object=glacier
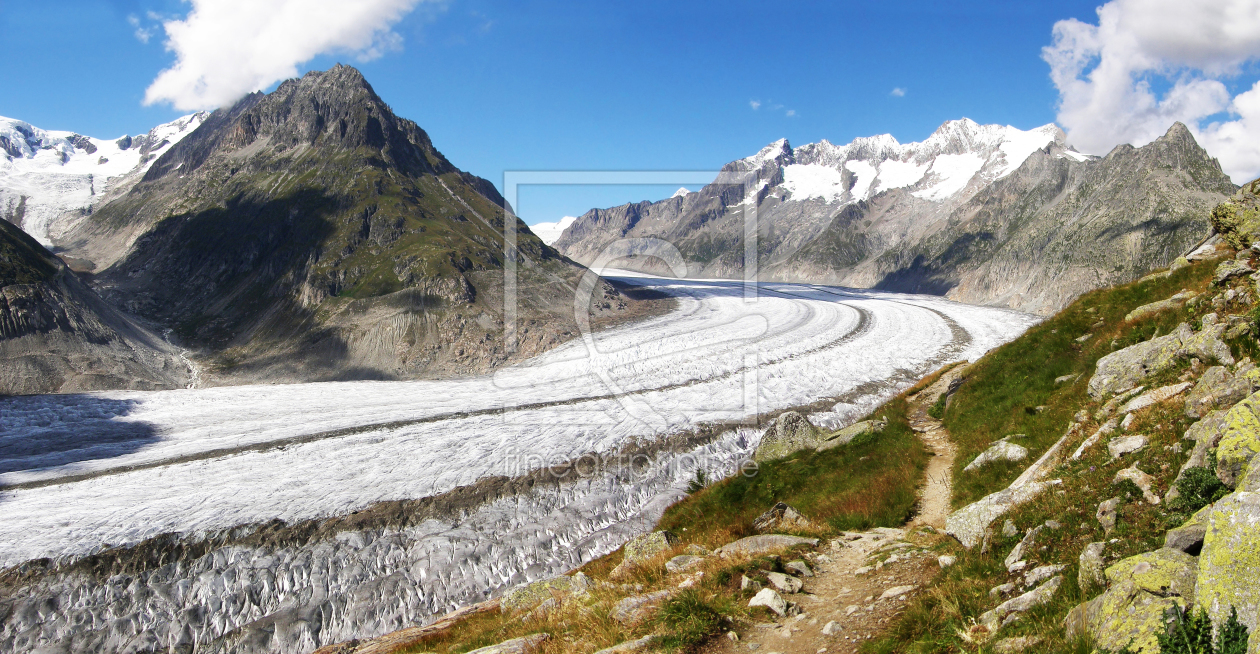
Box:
[0,272,1038,653]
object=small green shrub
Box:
[1112,606,1250,654]
[1115,478,1144,501]
[928,393,947,419]
[686,470,708,494]
[654,590,726,652]
[1170,467,1230,513]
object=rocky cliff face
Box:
[0,219,187,394]
[555,121,1235,314]
[53,65,629,385]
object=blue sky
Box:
[4,0,1256,225]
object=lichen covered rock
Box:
[815,418,886,452]
[500,574,590,613]
[1075,548,1199,653]
[1125,290,1197,323]
[1165,504,1213,554]
[1214,392,1260,487]
[622,531,678,565]
[1195,491,1260,638]
[1089,322,1233,399]
[945,480,1060,548]
[755,412,825,461]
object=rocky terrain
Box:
[0,218,187,395]
[555,121,1235,315]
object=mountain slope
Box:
[54,65,630,385]
[0,219,187,394]
[0,113,206,244]
[554,120,1234,314]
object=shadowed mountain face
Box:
[0,219,187,394]
[555,121,1236,315]
[55,65,634,385]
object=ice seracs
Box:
[0,112,206,244]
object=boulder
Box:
[1184,366,1260,418]
[1099,388,1147,420]
[937,555,957,568]
[946,481,1061,548]
[748,588,788,616]
[1072,418,1119,460]
[963,441,1029,472]
[1121,382,1192,413]
[1171,256,1192,273]
[785,560,813,577]
[1213,391,1260,487]
[1114,466,1162,505]
[715,534,819,557]
[1024,564,1066,588]
[1175,409,1231,485]
[500,574,590,612]
[751,503,809,533]
[978,576,1062,630]
[466,634,549,654]
[1241,457,1260,492]
[1195,491,1260,637]
[1079,542,1107,591]
[665,555,705,574]
[1125,290,1197,322]
[816,418,887,451]
[1098,497,1123,535]
[592,637,653,654]
[755,412,825,461]
[623,531,678,565]
[1215,258,1255,284]
[1004,525,1044,572]
[879,585,916,600]
[1089,323,1234,399]
[821,621,842,636]
[766,571,802,594]
[1109,435,1149,459]
[611,591,671,625]
[1074,549,1199,653]
[1164,504,1213,554]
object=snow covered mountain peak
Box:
[743,119,1066,207]
[0,112,207,245]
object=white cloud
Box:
[128,14,154,43]
[1044,0,1260,182]
[143,0,431,111]
[890,87,906,97]
[786,109,796,117]
[750,100,761,110]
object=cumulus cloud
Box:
[144,0,430,111]
[1044,0,1260,182]
[750,100,762,110]
[890,87,906,97]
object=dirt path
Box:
[713,368,964,654]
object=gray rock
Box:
[821,621,842,636]
[1208,390,1260,487]
[945,481,1061,548]
[817,418,887,452]
[1072,418,1120,460]
[1089,323,1234,399]
[740,575,762,592]
[665,555,705,574]
[467,634,549,654]
[1079,542,1106,591]
[879,585,915,600]
[765,572,802,594]
[752,503,809,533]
[1183,366,1258,418]
[611,591,672,625]
[1098,497,1123,535]
[748,588,787,616]
[1114,466,1161,504]
[1023,564,1066,587]
[1120,382,1192,413]
[937,555,957,568]
[1108,434,1149,459]
[1001,520,1018,537]
[1124,290,1197,322]
[715,535,819,557]
[784,560,813,577]
[500,574,588,612]
[1164,504,1213,554]
[1004,526,1043,572]
[593,636,653,654]
[755,412,825,461]
[1215,258,1255,284]
[978,576,1062,629]
[989,582,1016,598]
[963,441,1029,472]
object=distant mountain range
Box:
[553,120,1236,314]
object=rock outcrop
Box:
[1089,319,1234,398]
